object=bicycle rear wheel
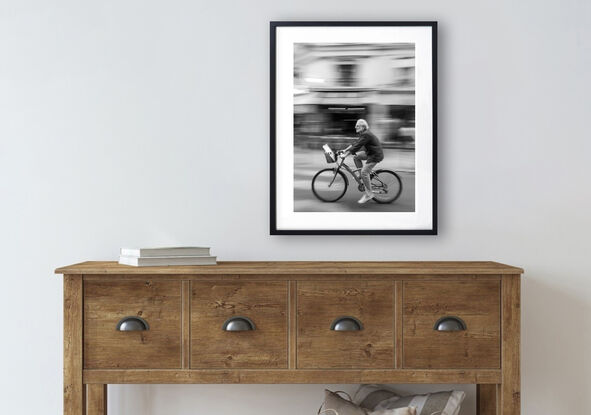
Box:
[311,168,348,202]
[371,170,403,204]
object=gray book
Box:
[120,247,210,257]
[119,255,217,267]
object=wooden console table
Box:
[56,261,522,415]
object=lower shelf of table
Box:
[83,369,502,384]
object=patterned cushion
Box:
[321,390,367,415]
[354,385,465,415]
[372,408,416,415]
[321,389,417,415]
[354,385,398,409]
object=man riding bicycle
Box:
[340,119,384,204]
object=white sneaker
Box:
[358,193,374,204]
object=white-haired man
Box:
[341,119,385,204]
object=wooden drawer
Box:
[84,280,182,369]
[297,281,394,369]
[191,281,288,368]
[403,280,501,369]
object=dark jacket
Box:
[350,130,384,163]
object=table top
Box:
[55,261,524,275]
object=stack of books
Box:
[118,247,217,267]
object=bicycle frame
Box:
[314,146,402,204]
[330,155,386,190]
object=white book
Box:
[120,247,210,257]
[119,255,217,267]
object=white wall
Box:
[1,0,590,414]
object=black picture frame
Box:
[271,21,437,235]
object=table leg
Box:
[64,275,83,415]
[501,275,521,414]
[477,384,498,415]
[86,385,107,415]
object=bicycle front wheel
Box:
[311,168,348,202]
[371,170,403,204]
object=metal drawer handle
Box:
[330,316,363,331]
[433,316,467,331]
[222,316,256,331]
[116,316,150,331]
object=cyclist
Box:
[340,119,384,204]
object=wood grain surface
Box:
[289,281,297,369]
[64,275,83,415]
[191,281,288,368]
[182,281,191,369]
[56,261,524,275]
[297,280,394,369]
[86,384,107,415]
[84,280,182,369]
[81,273,504,283]
[501,275,521,415]
[403,280,501,369]
[83,368,502,385]
[395,281,403,369]
[57,261,522,415]
[477,384,498,415]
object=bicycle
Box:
[311,144,403,204]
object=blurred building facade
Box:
[294,43,415,148]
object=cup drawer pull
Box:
[116,316,150,331]
[222,316,256,331]
[330,316,363,331]
[433,316,467,331]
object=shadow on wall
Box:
[522,275,591,414]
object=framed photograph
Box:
[271,21,437,235]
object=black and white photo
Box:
[271,22,437,234]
